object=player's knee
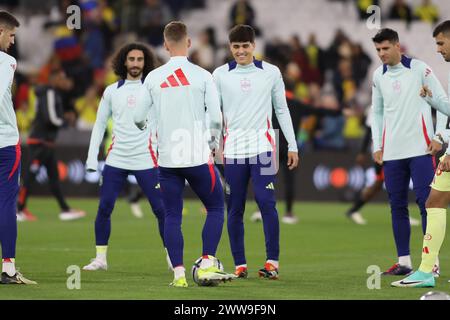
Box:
[204,206,224,217]
[0,215,16,228]
[153,208,165,220]
[425,195,441,209]
[97,201,115,217]
[227,211,244,223]
[389,197,408,209]
[390,204,408,216]
[255,197,276,215]
[227,201,245,215]
[425,199,434,208]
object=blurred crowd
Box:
[353,0,440,25]
[0,0,443,153]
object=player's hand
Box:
[420,85,433,98]
[427,140,442,156]
[373,150,383,165]
[287,151,299,170]
[438,154,450,172]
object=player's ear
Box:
[163,40,169,52]
[187,37,191,49]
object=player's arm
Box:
[427,109,447,155]
[272,68,299,169]
[86,88,112,172]
[212,69,223,112]
[134,78,153,130]
[147,105,158,154]
[421,65,450,116]
[370,72,384,164]
[0,57,13,101]
[205,71,222,154]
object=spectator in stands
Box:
[81,2,107,70]
[333,58,357,106]
[138,0,172,47]
[264,36,291,71]
[97,0,119,57]
[15,74,37,140]
[313,94,346,150]
[44,1,94,100]
[388,0,413,25]
[112,0,141,34]
[229,0,261,35]
[190,27,216,72]
[102,54,120,86]
[75,85,100,131]
[355,0,380,20]
[285,62,310,103]
[351,43,372,86]
[288,35,310,82]
[325,29,349,71]
[414,0,439,24]
[305,33,325,85]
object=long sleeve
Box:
[419,64,450,145]
[423,68,450,117]
[42,89,64,127]
[0,58,11,101]
[434,109,448,142]
[148,105,158,154]
[134,79,153,130]
[272,69,298,153]
[370,72,384,152]
[86,88,112,171]
[204,72,222,151]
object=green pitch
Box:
[0,197,448,300]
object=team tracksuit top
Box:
[371,55,449,161]
[423,71,450,154]
[135,56,222,168]
[212,59,298,159]
[86,79,158,171]
[0,51,19,149]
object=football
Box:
[191,255,224,287]
[420,291,450,300]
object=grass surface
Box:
[1,197,448,300]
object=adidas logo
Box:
[265,183,275,190]
[160,68,190,88]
